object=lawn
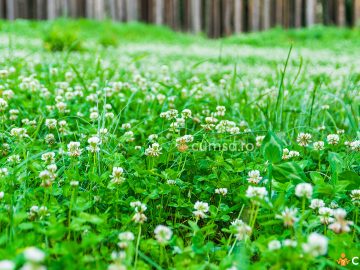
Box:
[0,20,359,269]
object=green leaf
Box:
[338,171,360,189]
[310,172,324,184]
[261,131,283,163]
[78,212,104,225]
[272,162,306,184]
[328,152,343,174]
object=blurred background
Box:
[1,0,360,38]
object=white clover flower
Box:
[302,233,328,257]
[193,210,207,219]
[122,123,131,129]
[0,168,9,178]
[350,189,360,204]
[67,141,82,157]
[0,260,15,270]
[329,201,339,209]
[56,101,67,112]
[296,133,312,147]
[216,106,226,116]
[7,155,21,164]
[87,136,101,153]
[47,164,57,173]
[215,188,228,196]
[283,239,297,247]
[309,199,325,210]
[347,140,359,151]
[295,183,313,199]
[194,201,209,213]
[276,207,298,227]
[255,135,265,147]
[10,128,28,138]
[166,109,179,120]
[313,141,325,151]
[193,201,209,219]
[268,240,281,251]
[45,119,57,129]
[166,179,176,185]
[130,201,141,208]
[317,125,326,131]
[181,109,192,119]
[154,225,173,244]
[247,170,262,184]
[45,134,56,145]
[288,150,300,158]
[130,201,147,213]
[326,134,340,145]
[245,186,268,200]
[144,143,162,157]
[70,180,79,187]
[132,212,147,224]
[0,98,8,111]
[110,167,125,185]
[118,231,135,241]
[282,148,299,160]
[41,152,55,164]
[23,247,45,263]
[321,105,329,110]
[0,191,4,200]
[231,219,252,240]
[328,208,353,233]
[90,111,99,120]
[148,134,158,142]
[318,207,334,225]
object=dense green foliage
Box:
[0,20,359,270]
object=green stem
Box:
[227,238,237,256]
[268,163,273,200]
[353,208,358,241]
[134,225,142,269]
[67,188,75,240]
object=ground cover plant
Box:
[0,20,359,270]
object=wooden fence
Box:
[1,0,360,37]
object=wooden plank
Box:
[61,0,68,17]
[17,0,29,18]
[36,0,44,19]
[116,0,125,21]
[306,0,315,26]
[262,0,270,30]
[69,0,77,17]
[191,0,201,33]
[6,0,15,20]
[283,0,291,28]
[0,0,4,18]
[249,0,260,31]
[126,0,138,21]
[86,0,93,18]
[109,0,116,20]
[275,0,283,26]
[336,0,346,26]
[94,0,104,20]
[223,0,232,35]
[234,0,242,33]
[355,0,360,26]
[184,0,191,31]
[155,0,164,25]
[172,0,180,29]
[294,0,302,27]
[213,0,221,37]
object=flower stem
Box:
[268,163,273,200]
[134,225,142,269]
